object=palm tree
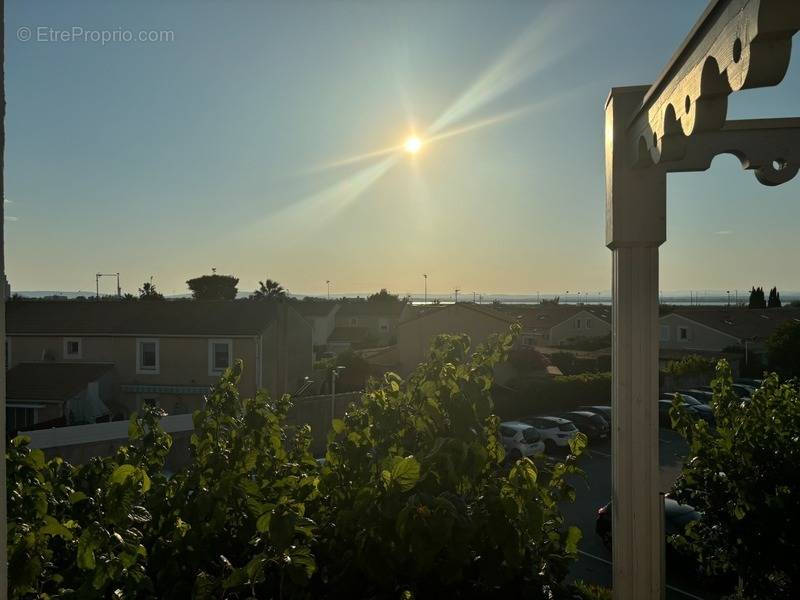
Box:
[252,278,286,300]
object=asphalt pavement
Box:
[559,428,726,600]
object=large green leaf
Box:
[390,456,421,492]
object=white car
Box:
[498,421,546,461]
[523,416,579,453]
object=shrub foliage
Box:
[670,361,800,599]
[7,328,585,599]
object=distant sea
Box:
[16,290,800,307]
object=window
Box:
[586,319,592,329]
[575,319,582,329]
[678,327,689,341]
[209,339,233,375]
[6,406,37,431]
[136,338,160,374]
[660,325,670,341]
[349,317,358,327]
[63,337,82,359]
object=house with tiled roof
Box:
[292,301,339,357]
[395,302,517,378]
[333,300,409,347]
[510,305,612,347]
[6,300,312,427]
[659,307,800,352]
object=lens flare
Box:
[404,136,423,154]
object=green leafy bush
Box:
[670,361,800,599]
[664,354,715,377]
[498,372,611,418]
[7,327,585,599]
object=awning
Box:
[120,384,210,395]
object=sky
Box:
[5,0,800,298]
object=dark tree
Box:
[252,278,286,300]
[139,281,165,301]
[766,320,800,377]
[186,274,239,300]
[767,286,782,308]
[367,288,400,303]
[748,286,766,309]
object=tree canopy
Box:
[766,319,800,377]
[186,274,239,300]
[748,286,766,309]
[138,281,164,301]
[7,327,587,599]
[367,288,401,303]
[251,278,286,300]
[767,286,782,308]
[670,362,800,599]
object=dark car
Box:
[697,384,752,400]
[660,394,715,427]
[676,388,714,404]
[561,410,609,440]
[596,496,701,550]
[577,405,612,422]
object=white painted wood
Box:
[606,86,667,599]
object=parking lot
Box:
[561,428,725,600]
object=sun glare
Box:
[404,135,423,154]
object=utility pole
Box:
[423,274,427,304]
[473,291,476,303]
[96,272,122,300]
[454,288,460,303]
[326,280,331,300]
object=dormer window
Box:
[63,338,82,359]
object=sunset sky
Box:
[6,0,800,297]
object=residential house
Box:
[395,303,516,378]
[293,301,339,358]
[6,362,114,433]
[659,307,800,356]
[512,305,612,347]
[332,300,409,348]
[6,300,312,425]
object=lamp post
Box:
[330,366,345,423]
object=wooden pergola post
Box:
[605,1,798,597]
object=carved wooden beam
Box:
[666,117,800,185]
[627,0,800,174]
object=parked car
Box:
[658,396,715,428]
[676,388,714,404]
[560,410,609,441]
[596,496,701,550]
[735,377,762,390]
[577,405,612,423]
[697,383,752,400]
[498,421,546,461]
[521,416,579,453]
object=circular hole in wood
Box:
[733,38,742,63]
[772,158,787,171]
[684,95,691,114]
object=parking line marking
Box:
[577,550,707,600]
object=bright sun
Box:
[404,136,423,154]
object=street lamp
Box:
[330,365,345,423]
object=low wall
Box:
[22,392,363,464]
